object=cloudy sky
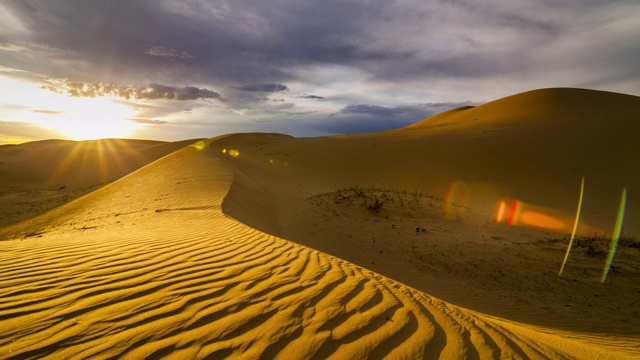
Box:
[1,0,639,143]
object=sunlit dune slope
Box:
[406,87,640,235]
[213,88,640,337]
[221,88,640,239]
[0,138,629,359]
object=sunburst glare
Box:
[1,77,141,140]
[28,96,139,140]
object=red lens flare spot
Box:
[507,199,520,226]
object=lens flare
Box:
[507,199,521,226]
[559,177,585,276]
[444,181,471,219]
[504,199,567,231]
[228,149,240,157]
[519,211,565,229]
[192,141,206,150]
[601,187,628,283]
[496,201,507,223]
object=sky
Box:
[1,0,639,144]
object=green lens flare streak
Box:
[559,177,585,276]
[601,188,628,284]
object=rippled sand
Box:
[1,88,639,358]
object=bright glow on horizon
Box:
[0,76,141,141]
[31,97,139,140]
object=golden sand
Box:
[1,88,638,358]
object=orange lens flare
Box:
[519,211,565,230]
[496,201,507,223]
[444,181,471,219]
[504,199,567,231]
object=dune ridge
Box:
[214,89,640,342]
[0,136,632,358]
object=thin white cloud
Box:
[0,41,64,52]
[0,64,27,73]
[0,42,28,52]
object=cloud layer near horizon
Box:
[0,0,639,141]
[43,80,220,101]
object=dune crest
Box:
[215,88,640,350]
[1,136,632,358]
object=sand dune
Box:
[1,138,632,359]
[1,88,639,358]
[0,138,200,227]
[214,88,640,337]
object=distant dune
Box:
[1,89,638,358]
[0,138,201,227]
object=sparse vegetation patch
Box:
[310,186,441,217]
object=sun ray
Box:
[50,141,84,186]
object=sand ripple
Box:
[0,141,628,359]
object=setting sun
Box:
[0,77,141,141]
[33,97,139,140]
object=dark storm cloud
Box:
[298,95,325,100]
[1,0,638,92]
[231,84,288,92]
[317,102,479,134]
[338,102,475,119]
[44,80,220,101]
[145,46,194,60]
